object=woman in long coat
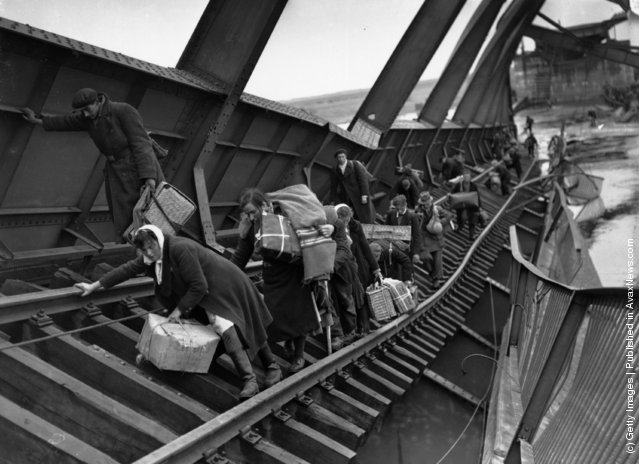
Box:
[231,188,325,373]
[76,225,281,399]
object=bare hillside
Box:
[283,79,438,125]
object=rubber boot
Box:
[222,327,259,399]
[258,344,282,388]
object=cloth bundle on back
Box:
[266,184,336,283]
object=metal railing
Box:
[483,226,632,464]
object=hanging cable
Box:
[434,275,509,463]
[0,306,165,352]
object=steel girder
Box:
[176,0,288,248]
[348,0,466,139]
[418,0,506,126]
[453,0,545,126]
[606,0,629,11]
[473,25,524,126]
[525,22,639,69]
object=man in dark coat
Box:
[451,172,482,240]
[330,148,374,223]
[22,88,165,240]
[441,150,465,183]
[75,225,280,399]
[323,205,362,348]
[389,177,420,210]
[385,194,421,263]
[415,191,446,287]
[490,160,513,196]
[369,241,413,283]
[336,204,381,335]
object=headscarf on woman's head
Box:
[135,224,165,284]
[135,224,165,264]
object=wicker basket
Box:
[382,278,415,314]
[366,283,397,322]
[124,182,196,241]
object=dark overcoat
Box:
[100,236,271,359]
[389,177,420,209]
[231,222,319,342]
[43,94,165,238]
[330,161,374,223]
[385,209,422,256]
[348,219,380,287]
[377,245,413,282]
[419,204,445,253]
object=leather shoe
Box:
[289,357,305,373]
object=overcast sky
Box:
[0,0,626,101]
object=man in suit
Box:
[384,194,421,264]
[330,149,374,223]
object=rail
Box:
[0,155,544,464]
[133,149,543,463]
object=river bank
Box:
[515,106,639,287]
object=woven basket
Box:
[366,284,396,322]
[147,183,195,234]
[382,278,415,314]
[124,182,195,241]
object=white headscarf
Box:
[334,203,350,214]
[136,225,165,284]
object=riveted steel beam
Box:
[419,0,506,126]
[0,53,60,205]
[453,0,545,126]
[504,292,589,464]
[177,0,287,249]
[470,13,529,126]
[349,0,466,137]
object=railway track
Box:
[0,164,547,464]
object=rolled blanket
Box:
[296,227,336,282]
[267,184,336,282]
[266,184,326,229]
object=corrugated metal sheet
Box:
[518,283,574,408]
[532,295,636,464]
[488,227,635,463]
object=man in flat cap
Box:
[22,88,165,241]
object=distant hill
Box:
[282,78,439,125]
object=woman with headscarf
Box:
[75,225,280,400]
[232,188,333,373]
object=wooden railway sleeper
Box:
[272,403,361,460]
[437,305,466,325]
[414,319,449,341]
[349,360,406,399]
[402,330,444,359]
[410,324,446,349]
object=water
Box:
[517,106,639,287]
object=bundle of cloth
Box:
[266,184,336,282]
